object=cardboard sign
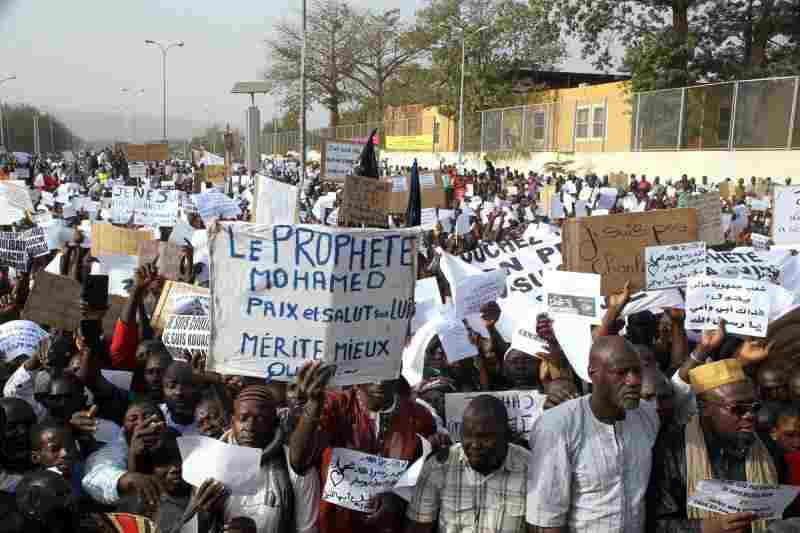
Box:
[321,140,366,181]
[122,143,169,162]
[688,480,800,520]
[684,193,723,245]
[387,173,447,213]
[91,223,153,257]
[561,208,698,295]
[138,240,184,281]
[151,280,210,332]
[322,448,408,513]
[772,186,800,245]
[208,223,418,386]
[338,175,389,228]
[645,241,707,290]
[608,172,628,189]
[719,181,732,199]
[685,275,770,337]
[22,272,125,334]
[445,390,545,441]
[253,175,298,225]
[0,227,49,271]
[202,165,226,185]
[111,186,179,227]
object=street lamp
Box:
[144,39,185,142]
[0,75,16,149]
[457,25,489,170]
[121,88,145,142]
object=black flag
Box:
[354,129,380,179]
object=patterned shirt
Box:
[526,396,659,533]
[82,432,129,504]
[407,443,531,533]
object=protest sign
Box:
[390,176,406,193]
[202,165,226,185]
[178,436,262,494]
[772,186,800,245]
[194,190,241,223]
[322,448,408,512]
[0,227,49,271]
[338,175,389,228]
[455,236,562,306]
[22,272,125,334]
[420,208,438,230]
[543,270,602,324]
[750,198,769,211]
[511,322,548,357]
[208,223,418,386]
[445,390,545,441]
[162,315,211,355]
[253,175,298,225]
[122,142,169,162]
[595,187,619,210]
[552,314,593,382]
[0,320,48,360]
[321,140,366,181]
[129,163,147,182]
[0,181,33,211]
[645,241,707,290]
[705,249,788,284]
[719,181,732,199]
[609,172,627,189]
[688,480,800,520]
[387,173,447,213]
[452,269,507,320]
[152,281,210,332]
[435,318,477,363]
[562,208,698,295]
[138,240,183,281]
[90,223,152,257]
[685,275,770,337]
[111,186,179,227]
[685,193,723,245]
[752,233,770,251]
[412,277,442,333]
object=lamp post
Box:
[121,88,145,142]
[296,0,308,217]
[144,39,184,142]
[457,26,489,170]
[0,75,16,149]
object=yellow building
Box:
[382,104,458,152]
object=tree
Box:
[416,0,565,118]
[264,0,358,128]
[1,104,82,153]
[345,9,429,123]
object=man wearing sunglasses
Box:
[647,359,783,532]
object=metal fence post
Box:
[634,93,641,151]
[787,77,799,149]
[480,111,484,153]
[572,100,578,151]
[676,88,686,150]
[729,81,739,150]
[521,106,527,150]
[499,109,505,150]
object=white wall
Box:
[384,150,800,183]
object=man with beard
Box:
[526,336,657,532]
[291,362,435,533]
[160,362,200,435]
[220,385,319,533]
[647,359,779,532]
[81,401,166,507]
[0,398,37,492]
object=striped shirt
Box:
[526,396,659,533]
[407,443,531,533]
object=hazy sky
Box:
[0,0,600,140]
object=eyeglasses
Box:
[704,400,762,418]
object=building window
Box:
[576,104,606,140]
[576,107,590,139]
[718,107,732,143]
[533,110,546,140]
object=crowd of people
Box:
[0,146,799,533]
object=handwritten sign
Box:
[322,448,408,512]
[90,223,152,257]
[751,233,770,251]
[772,186,800,245]
[0,228,49,271]
[0,181,33,211]
[0,320,48,360]
[562,208,698,295]
[338,175,389,228]
[645,241,707,290]
[688,480,800,520]
[129,163,147,182]
[321,140,366,181]
[706,249,783,284]
[445,390,545,441]
[194,190,241,223]
[685,193,723,245]
[685,276,770,337]
[452,269,507,320]
[111,186,179,227]
[209,223,418,386]
[435,318,477,363]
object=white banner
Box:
[209,223,418,385]
[445,390,545,441]
[111,186,179,227]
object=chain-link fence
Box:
[634,76,800,151]
[479,104,557,152]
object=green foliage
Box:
[1,104,81,153]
